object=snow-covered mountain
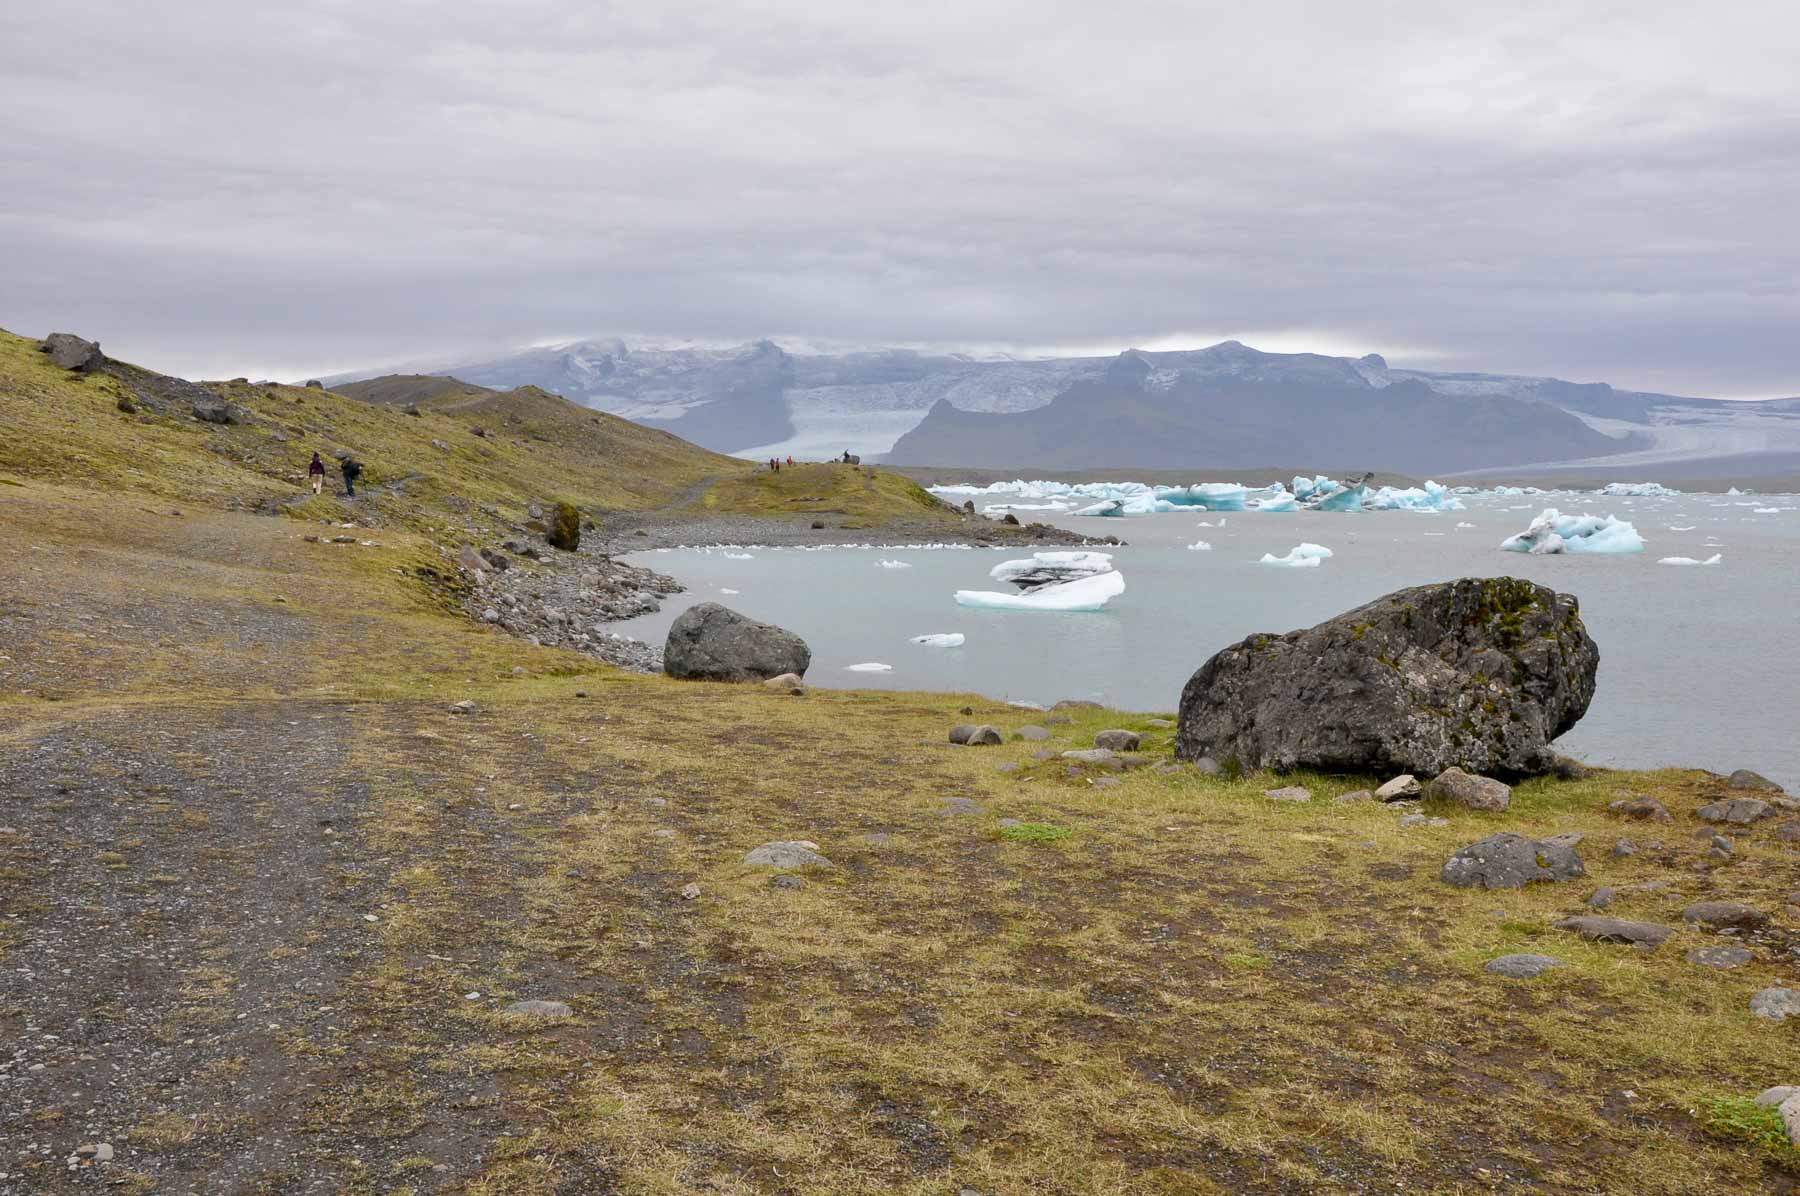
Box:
[323,338,1800,473]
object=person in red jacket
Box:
[307,452,325,495]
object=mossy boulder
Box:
[1175,577,1598,778]
[546,501,581,552]
[664,603,810,683]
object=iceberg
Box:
[1365,480,1464,511]
[1599,482,1681,497]
[955,569,1126,612]
[1188,483,1248,511]
[1500,508,1645,555]
[1658,554,1721,566]
[844,662,893,672]
[910,632,966,647]
[1259,543,1333,567]
[989,550,1114,591]
[1073,499,1127,517]
[1248,486,1297,513]
[876,559,913,569]
[1187,539,1213,551]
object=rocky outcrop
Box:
[41,333,104,372]
[664,603,810,682]
[1176,578,1598,777]
[546,502,581,552]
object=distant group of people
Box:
[766,455,795,472]
[307,451,361,497]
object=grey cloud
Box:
[1,0,1796,395]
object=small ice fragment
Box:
[1187,539,1212,551]
[1753,507,1780,514]
[844,662,894,672]
[1657,554,1722,566]
[1259,543,1333,567]
[876,559,913,569]
[910,633,965,647]
[723,551,754,560]
[720,587,740,594]
[1456,522,1476,529]
[1668,525,1696,531]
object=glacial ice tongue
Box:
[1258,543,1334,567]
[954,569,1126,612]
[989,550,1115,591]
[1500,508,1645,555]
[910,633,966,647]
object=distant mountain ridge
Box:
[322,337,1799,473]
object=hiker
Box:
[308,452,325,495]
[341,456,363,497]
[786,455,793,467]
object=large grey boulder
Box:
[664,602,810,682]
[1440,832,1585,889]
[1728,769,1783,793]
[41,332,103,371]
[1423,767,1511,812]
[742,840,832,869]
[1175,578,1598,777]
[1696,797,1772,825]
[191,396,246,424]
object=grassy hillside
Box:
[700,460,959,528]
[1,480,1795,1193]
[328,373,497,407]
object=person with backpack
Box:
[308,452,326,495]
[341,456,363,497]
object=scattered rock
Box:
[1091,775,1123,789]
[1549,756,1591,780]
[664,603,810,682]
[1611,838,1636,858]
[949,724,1003,746]
[1728,769,1783,793]
[1013,725,1051,741]
[1552,916,1672,948]
[1681,901,1768,930]
[1192,756,1225,777]
[769,874,806,891]
[1145,718,1173,728]
[41,332,103,371]
[1696,797,1772,825]
[1774,821,1800,842]
[1587,887,1616,909]
[449,700,476,714]
[1423,767,1511,812]
[1061,749,1117,766]
[1608,796,1670,822]
[191,396,246,424]
[764,672,806,694]
[1375,774,1421,800]
[1264,786,1311,803]
[1756,1086,1799,1108]
[1093,730,1141,752]
[1749,988,1800,1021]
[679,883,701,901]
[1440,832,1585,889]
[1175,577,1598,777]
[938,797,984,816]
[1052,700,1104,711]
[1334,789,1375,804]
[503,999,572,1019]
[1044,714,1073,726]
[743,840,832,869]
[1485,954,1566,980]
[1686,945,1752,970]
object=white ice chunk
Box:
[1249,487,1297,513]
[723,551,754,560]
[720,587,740,594]
[954,570,1126,611]
[1600,482,1681,497]
[1187,539,1213,551]
[1658,554,1722,566]
[909,633,966,647]
[1500,508,1645,555]
[1259,542,1333,567]
[1754,506,1780,514]
[989,550,1114,590]
[844,662,894,672]
[876,559,913,569]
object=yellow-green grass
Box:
[2,480,1796,1193]
[699,460,962,528]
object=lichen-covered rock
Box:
[41,332,103,371]
[949,724,1003,746]
[664,603,810,682]
[1553,916,1672,947]
[742,840,832,869]
[1440,832,1585,889]
[1423,767,1512,811]
[1728,769,1783,793]
[191,396,247,424]
[546,501,581,552]
[1176,578,1598,777]
[1093,729,1140,752]
[1485,954,1565,979]
[1696,797,1772,825]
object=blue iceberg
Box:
[1500,508,1645,555]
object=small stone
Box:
[1608,795,1670,822]
[1442,832,1584,889]
[679,883,701,901]
[1728,769,1783,793]
[1773,821,1800,841]
[1543,831,1585,848]
[1061,748,1117,766]
[1423,767,1511,812]
[764,673,806,694]
[1093,730,1141,752]
[449,700,476,714]
[743,840,833,869]
[1553,916,1672,948]
[1587,887,1616,909]
[938,797,984,816]
[1681,901,1767,930]
[1333,789,1375,804]
[1398,813,1427,828]
[1749,987,1800,1021]
[1686,945,1753,970]
[1756,1086,1799,1109]
[1012,725,1051,741]
[1145,718,1173,728]
[1264,786,1311,803]
[1611,838,1636,858]
[1485,954,1566,979]
[503,999,571,1019]
[1091,776,1123,789]
[1375,774,1420,801]
[1696,797,1772,825]
[769,874,805,891]
[997,817,1023,828]
[1192,757,1225,777]
[949,724,1003,746]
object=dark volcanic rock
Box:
[1440,832,1585,889]
[664,602,810,682]
[1176,578,1597,777]
[42,332,104,371]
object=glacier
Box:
[910,633,966,647]
[1500,509,1646,555]
[954,569,1126,612]
[1259,543,1334,567]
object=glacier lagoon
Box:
[615,488,1800,790]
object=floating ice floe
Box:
[1365,481,1464,511]
[1658,554,1722,566]
[1259,543,1334,568]
[910,633,966,647]
[1187,539,1213,551]
[1248,486,1297,513]
[876,559,913,569]
[720,587,740,594]
[1754,507,1781,514]
[1456,522,1476,529]
[1668,525,1697,531]
[954,570,1126,612]
[1599,482,1681,497]
[722,551,754,560]
[1500,509,1645,555]
[988,550,1115,591]
[844,662,893,672]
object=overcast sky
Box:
[3,1,1797,396]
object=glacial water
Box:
[616,490,1800,790]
